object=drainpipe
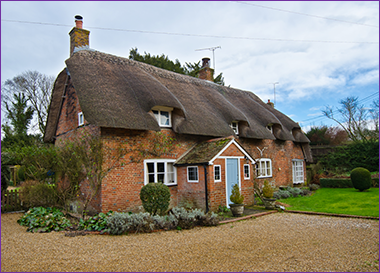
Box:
[203,164,209,213]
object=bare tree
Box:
[2,71,55,135]
[322,96,378,142]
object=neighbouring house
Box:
[44,16,312,213]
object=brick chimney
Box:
[267,99,274,108]
[69,15,90,56]
[199,57,214,81]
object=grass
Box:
[279,188,379,217]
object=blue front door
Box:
[226,158,239,207]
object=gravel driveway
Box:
[1,212,378,272]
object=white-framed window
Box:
[187,166,199,182]
[151,106,173,127]
[243,164,250,179]
[144,159,176,186]
[292,160,304,184]
[257,158,272,178]
[230,121,239,135]
[214,165,221,182]
[78,112,84,126]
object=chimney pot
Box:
[202,57,210,68]
[267,99,274,108]
[75,15,83,29]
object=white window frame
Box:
[151,106,173,127]
[214,165,221,182]
[230,121,239,135]
[243,164,250,180]
[144,159,177,186]
[292,159,304,184]
[257,158,272,178]
[78,112,84,126]
[187,166,199,183]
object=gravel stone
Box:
[1,212,378,272]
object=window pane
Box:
[157,163,165,173]
[148,174,155,183]
[147,163,155,173]
[244,165,249,178]
[215,166,220,180]
[188,167,198,181]
[167,172,175,184]
[160,111,170,126]
[157,173,165,183]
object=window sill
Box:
[257,176,272,179]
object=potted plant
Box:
[229,184,244,217]
[262,180,276,209]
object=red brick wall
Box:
[239,138,306,187]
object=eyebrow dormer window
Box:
[78,112,84,126]
[151,106,173,127]
[266,124,273,133]
[230,121,239,135]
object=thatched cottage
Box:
[44,16,311,213]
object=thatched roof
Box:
[44,49,309,143]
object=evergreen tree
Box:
[129,48,225,85]
[1,93,37,149]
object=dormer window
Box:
[78,112,84,126]
[151,106,173,127]
[230,121,239,135]
[266,124,273,133]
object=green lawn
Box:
[280,188,379,217]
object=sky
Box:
[1,1,379,133]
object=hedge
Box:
[320,178,379,188]
[320,178,353,188]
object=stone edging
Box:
[219,210,278,224]
[284,210,379,220]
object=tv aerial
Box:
[195,46,221,72]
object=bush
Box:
[140,183,171,215]
[19,180,59,208]
[286,186,302,197]
[350,167,372,192]
[106,208,219,235]
[372,178,379,188]
[262,180,274,198]
[273,190,290,200]
[320,178,353,188]
[78,211,113,231]
[230,183,244,204]
[17,207,71,233]
[170,207,218,229]
[309,184,320,191]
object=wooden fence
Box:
[1,189,24,213]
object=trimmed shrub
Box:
[17,207,71,233]
[230,183,244,204]
[262,180,274,198]
[320,178,353,188]
[19,180,59,208]
[140,183,171,215]
[350,167,372,192]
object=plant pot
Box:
[229,203,244,217]
[262,197,276,210]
